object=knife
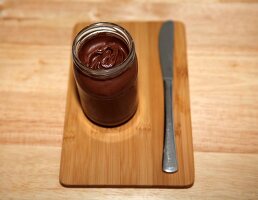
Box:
[159,21,178,173]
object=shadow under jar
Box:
[72,22,138,127]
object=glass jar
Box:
[72,22,138,127]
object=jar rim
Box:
[72,22,136,79]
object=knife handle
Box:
[163,79,178,173]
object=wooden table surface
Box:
[0,0,258,199]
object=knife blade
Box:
[159,21,178,173]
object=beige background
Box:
[0,0,258,199]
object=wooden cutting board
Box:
[59,21,194,187]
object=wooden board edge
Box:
[59,59,74,187]
[174,20,195,187]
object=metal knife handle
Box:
[163,79,178,173]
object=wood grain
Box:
[60,21,194,187]
[0,0,258,198]
[1,145,258,199]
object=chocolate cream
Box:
[78,35,129,70]
[73,32,138,126]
